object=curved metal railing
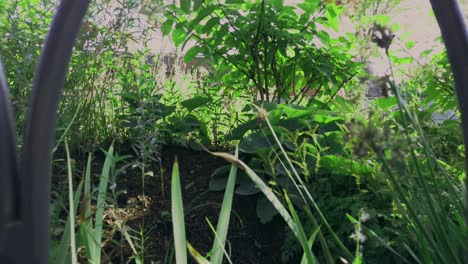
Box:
[0,0,466,263]
[0,0,90,263]
[429,0,468,231]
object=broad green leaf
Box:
[325,3,338,18]
[193,0,204,10]
[180,0,191,13]
[161,19,173,36]
[225,119,258,141]
[325,10,339,32]
[180,96,211,111]
[311,111,344,123]
[172,27,187,47]
[235,177,260,195]
[372,96,397,111]
[269,0,284,10]
[405,41,415,49]
[297,2,319,13]
[203,17,220,34]
[256,196,279,223]
[239,131,274,154]
[209,165,232,191]
[189,5,216,29]
[277,118,308,132]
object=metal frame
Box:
[0,0,90,263]
[0,0,466,263]
[428,0,468,230]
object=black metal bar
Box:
[0,61,19,246]
[16,0,91,263]
[429,0,468,231]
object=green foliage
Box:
[0,0,52,140]
[171,149,239,263]
[164,0,361,103]
[50,144,133,263]
[4,0,467,262]
[214,103,411,262]
[407,48,456,113]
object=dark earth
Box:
[55,145,285,263]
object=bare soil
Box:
[108,145,285,263]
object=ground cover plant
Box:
[1,0,467,263]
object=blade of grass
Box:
[171,156,188,264]
[206,218,233,264]
[303,206,334,264]
[187,241,210,264]
[208,150,301,246]
[301,227,321,264]
[121,225,143,264]
[53,173,83,264]
[284,192,316,264]
[210,147,238,264]
[92,144,114,263]
[53,103,81,153]
[345,213,412,264]
[258,105,353,260]
[80,154,93,260]
[65,141,78,264]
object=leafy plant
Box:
[164,0,360,104]
[171,148,239,263]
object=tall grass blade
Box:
[92,144,114,263]
[65,142,78,264]
[345,214,412,264]
[301,227,321,264]
[210,147,238,264]
[206,218,233,264]
[258,105,353,260]
[302,206,334,263]
[208,151,302,249]
[121,226,143,264]
[53,103,82,153]
[52,173,83,264]
[284,192,316,264]
[79,154,94,260]
[187,242,210,264]
[171,156,188,264]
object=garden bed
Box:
[104,145,284,263]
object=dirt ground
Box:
[107,145,285,263]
